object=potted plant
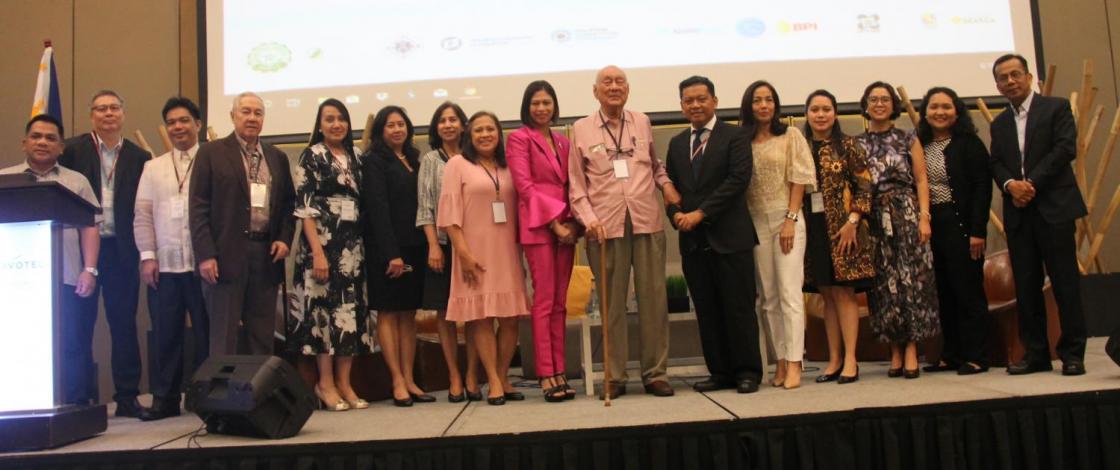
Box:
[665,275,690,313]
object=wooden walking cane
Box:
[598,238,611,407]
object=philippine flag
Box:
[30,41,63,121]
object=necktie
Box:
[691,128,706,178]
[249,151,262,182]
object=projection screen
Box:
[204,0,1039,137]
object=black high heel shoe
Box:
[448,390,466,403]
[465,387,483,402]
[815,363,844,383]
[486,395,506,406]
[557,374,575,400]
[838,365,860,384]
[541,377,565,403]
[410,392,437,403]
[903,368,920,379]
[392,395,413,407]
[887,367,904,378]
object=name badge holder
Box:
[481,163,506,224]
[810,192,825,214]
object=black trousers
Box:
[929,204,988,366]
[147,272,209,400]
[91,239,142,402]
[1006,207,1086,363]
[61,285,97,404]
[202,240,278,356]
[681,245,762,382]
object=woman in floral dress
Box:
[858,82,939,379]
[288,98,371,411]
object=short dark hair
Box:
[89,89,123,108]
[519,80,560,127]
[161,96,201,122]
[428,101,468,151]
[678,75,715,99]
[462,111,507,168]
[739,80,788,136]
[992,53,1030,77]
[860,81,902,121]
[917,86,978,145]
[368,105,418,160]
[308,98,356,155]
[802,89,845,154]
[26,114,64,139]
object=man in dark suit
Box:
[190,91,295,357]
[989,53,1088,376]
[60,90,151,417]
[665,76,762,393]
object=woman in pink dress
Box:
[438,111,530,406]
[506,81,579,402]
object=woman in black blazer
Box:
[917,87,992,375]
[362,106,435,405]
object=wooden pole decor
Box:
[897,86,920,127]
[157,125,173,154]
[133,130,154,155]
[975,97,1007,241]
[360,113,375,153]
[206,126,218,142]
[1040,64,1057,97]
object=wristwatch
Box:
[784,211,799,222]
[848,213,860,225]
[84,266,99,277]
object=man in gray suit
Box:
[189,92,295,356]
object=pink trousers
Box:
[523,242,575,377]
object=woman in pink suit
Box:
[506,81,581,402]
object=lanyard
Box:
[480,161,501,200]
[172,150,195,193]
[331,150,354,187]
[92,132,121,186]
[599,111,626,156]
[691,133,710,160]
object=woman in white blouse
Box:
[739,80,817,389]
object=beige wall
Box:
[0,0,1117,402]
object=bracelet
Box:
[920,211,931,220]
[784,211,799,222]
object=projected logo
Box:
[736,18,766,38]
[951,16,995,25]
[391,38,420,58]
[376,92,390,101]
[857,14,880,33]
[551,30,572,43]
[441,37,462,51]
[247,42,292,73]
[921,13,937,28]
[777,21,818,33]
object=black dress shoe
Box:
[115,398,143,418]
[1007,360,1053,375]
[736,378,759,394]
[466,389,484,402]
[838,365,860,384]
[815,364,843,383]
[1061,361,1086,376]
[692,377,733,392]
[410,392,437,403]
[922,361,959,373]
[139,397,181,421]
[957,363,989,375]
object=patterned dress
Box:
[858,127,939,343]
[803,136,875,291]
[288,143,373,356]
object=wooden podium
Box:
[0,175,107,451]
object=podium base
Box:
[0,404,107,452]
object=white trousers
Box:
[752,209,807,362]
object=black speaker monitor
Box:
[186,355,316,439]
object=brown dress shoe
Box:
[643,380,675,397]
[598,382,627,400]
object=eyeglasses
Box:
[91,104,122,113]
[995,70,1026,83]
[867,96,893,105]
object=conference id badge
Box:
[612,159,630,179]
[491,201,508,223]
[102,187,114,206]
[810,193,824,213]
[170,195,186,219]
[338,199,357,222]
[250,182,268,208]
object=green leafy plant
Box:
[665,275,689,298]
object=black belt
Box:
[247,231,270,241]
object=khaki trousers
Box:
[586,213,669,384]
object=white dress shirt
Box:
[1001,91,1034,191]
[92,132,123,237]
[133,144,198,273]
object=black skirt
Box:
[803,211,874,293]
[421,243,452,311]
[367,244,426,311]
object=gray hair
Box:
[231,91,264,112]
[89,89,124,108]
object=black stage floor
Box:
[4,337,1119,469]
